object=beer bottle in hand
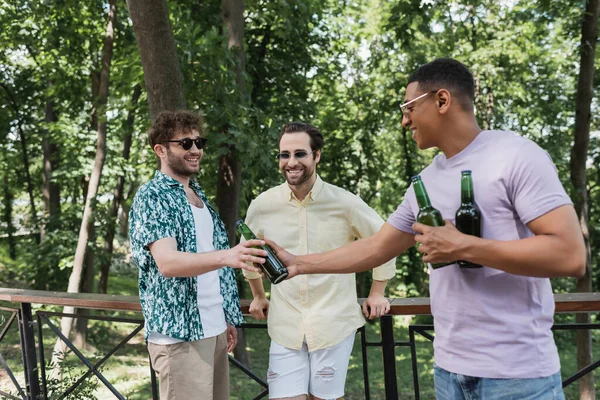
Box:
[455,170,482,268]
[236,220,289,284]
[412,175,454,269]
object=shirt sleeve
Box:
[508,141,572,225]
[349,195,396,281]
[242,198,263,280]
[387,184,417,235]
[130,187,178,250]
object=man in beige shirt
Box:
[243,122,396,400]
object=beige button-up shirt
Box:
[243,176,396,351]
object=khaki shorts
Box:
[147,331,228,400]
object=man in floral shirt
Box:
[129,110,266,400]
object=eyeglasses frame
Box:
[164,137,208,150]
[399,90,439,118]
[276,150,315,161]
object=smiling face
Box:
[279,131,320,188]
[155,129,203,180]
[401,82,441,150]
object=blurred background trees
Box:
[0,0,598,394]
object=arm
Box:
[414,205,585,278]
[247,277,270,320]
[362,279,390,319]
[149,237,267,278]
[267,222,415,277]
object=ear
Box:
[435,89,452,115]
[153,143,167,159]
[314,149,321,164]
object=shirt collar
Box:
[153,170,203,193]
[283,174,324,203]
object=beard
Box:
[166,149,201,177]
[282,166,314,186]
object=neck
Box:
[437,114,482,159]
[161,167,191,188]
[289,173,317,201]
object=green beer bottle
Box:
[455,170,482,268]
[236,220,289,284]
[412,175,454,269]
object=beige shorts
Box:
[147,331,228,400]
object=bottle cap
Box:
[410,175,421,182]
[461,170,472,174]
[236,219,244,227]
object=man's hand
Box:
[413,220,470,263]
[264,238,299,279]
[226,324,238,353]
[225,240,268,272]
[362,293,390,320]
[249,296,270,320]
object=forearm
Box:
[368,279,388,296]
[156,249,229,278]
[247,277,267,299]
[297,236,395,275]
[462,235,584,278]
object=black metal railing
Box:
[0,306,27,400]
[1,291,600,400]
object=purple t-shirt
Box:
[388,130,571,379]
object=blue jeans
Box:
[434,365,565,400]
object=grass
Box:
[0,270,599,399]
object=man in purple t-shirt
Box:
[267,58,586,399]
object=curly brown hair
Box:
[148,110,204,149]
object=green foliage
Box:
[0,0,597,299]
[45,350,102,400]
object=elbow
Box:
[563,240,587,279]
[569,250,587,279]
[156,260,175,278]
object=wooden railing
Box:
[3,288,599,314]
[0,288,599,400]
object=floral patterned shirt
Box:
[129,170,243,341]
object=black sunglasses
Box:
[276,150,313,160]
[164,137,207,150]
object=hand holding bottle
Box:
[412,220,473,264]
[237,221,290,284]
[225,240,268,272]
[263,238,299,280]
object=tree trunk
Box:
[73,235,96,350]
[0,83,38,232]
[118,184,136,238]
[127,0,186,118]
[39,86,61,290]
[52,0,117,372]
[569,1,599,399]
[42,87,61,238]
[98,84,141,294]
[2,165,16,260]
[221,0,250,367]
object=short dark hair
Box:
[278,122,324,153]
[407,58,475,110]
[148,110,204,149]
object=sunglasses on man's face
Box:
[276,150,313,160]
[164,137,207,150]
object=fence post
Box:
[20,303,41,399]
[380,316,398,399]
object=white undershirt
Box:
[147,204,227,345]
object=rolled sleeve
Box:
[372,259,396,281]
[242,199,264,281]
[350,196,397,280]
